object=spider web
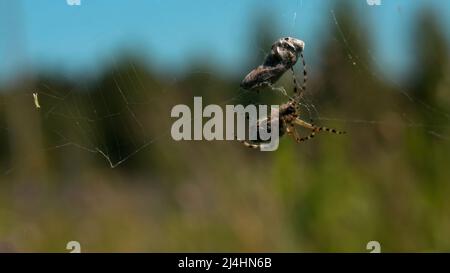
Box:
[31,68,249,172]
[1,0,449,175]
[321,9,450,140]
[280,3,450,144]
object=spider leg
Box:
[268,84,288,96]
[291,52,308,97]
[237,138,275,150]
[293,118,315,130]
[291,68,301,96]
[286,126,294,135]
[300,52,308,94]
[237,139,262,149]
[291,53,314,118]
[287,125,317,143]
[294,118,346,135]
[235,133,262,149]
[296,132,317,142]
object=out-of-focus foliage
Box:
[0,5,449,252]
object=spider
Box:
[237,38,345,149]
[237,99,346,149]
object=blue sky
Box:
[0,0,449,84]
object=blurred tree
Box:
[2,1,49,184]
[405,8,449,207]
[410,9,449,125]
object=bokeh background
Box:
[0,0,449,252]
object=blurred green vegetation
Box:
[0,5,449,252]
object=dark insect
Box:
[241,37,305,91]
